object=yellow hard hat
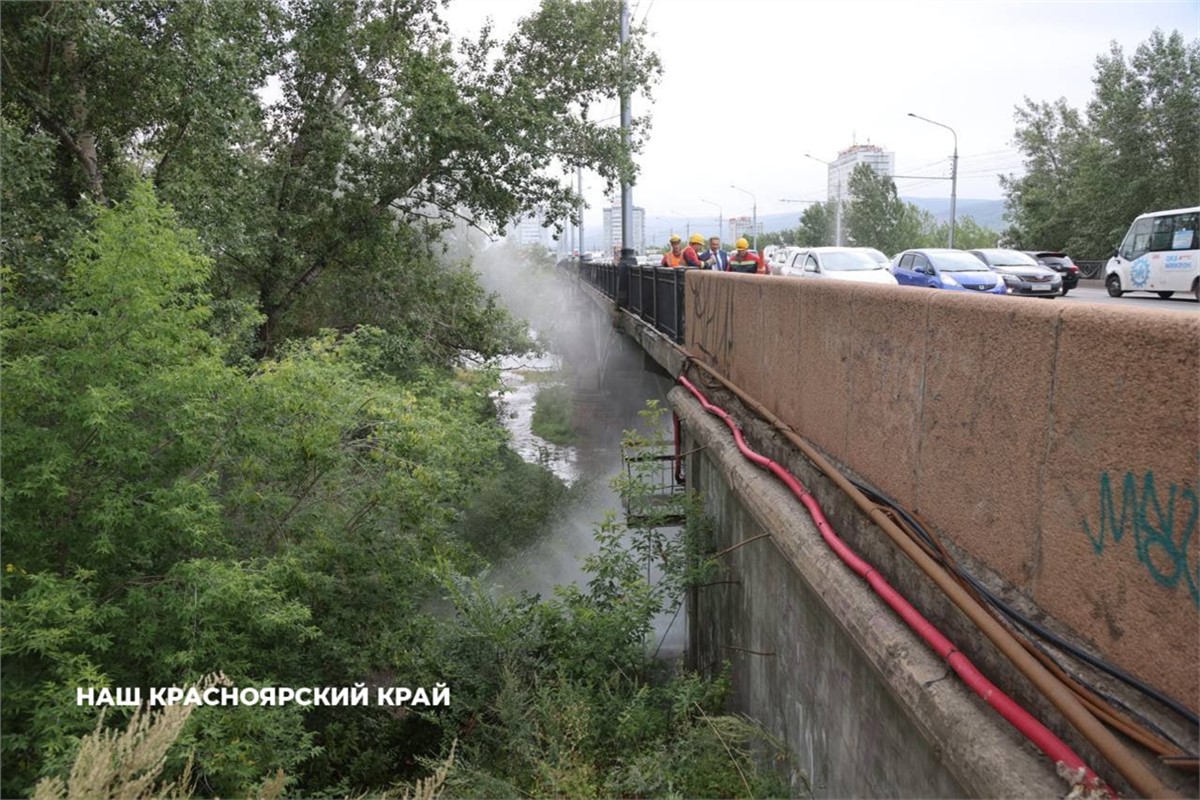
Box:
[736,238,749,249]
[669,234,681,244]
[689,233,705,245]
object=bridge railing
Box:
[568,258,686,344]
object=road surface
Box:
[1054,283,1198,313]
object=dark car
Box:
[1023,251,1080,294]
[969,249,1063,297]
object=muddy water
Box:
[493,349,579,485]
[486,317,687,657]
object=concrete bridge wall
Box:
[683,272,1199,715]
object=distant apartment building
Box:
[603,205,646,256]
[508,212,551,249]
[728,216,763,245]
[827,143,895,206]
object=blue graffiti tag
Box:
[1082,470,1198,609]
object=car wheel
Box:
[1156,291,1174,299]
[1193,279,1199,302]
[1106,274,1124,297]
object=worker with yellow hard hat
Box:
[682,233,705,268]
[729,237,766,274]
[660,234,686,267]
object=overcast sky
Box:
[441,0,1197,227]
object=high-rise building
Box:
[602,205,646,257]
[508,212,551,249]
[827,143,895,207]
[728,216,763,245]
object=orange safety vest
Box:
[661,250,685,267]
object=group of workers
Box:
[659,233,766,274]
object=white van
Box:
[1105,207,1199,301]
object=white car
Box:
[778,247,899,285]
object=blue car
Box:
[891,248,1006,294]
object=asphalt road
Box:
[1052,282,1199,313]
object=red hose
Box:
[676,375,1114,797]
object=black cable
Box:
[847,476,1200,735]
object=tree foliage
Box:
[1,192,787,795]
[842,164,996,253]
[1001,29,1200,258]
[0,3,797,795]
[1,0,661,354]
[1,186,512,795]
[844,164,914,254]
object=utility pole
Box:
[618,0,634,270]
[908,113,958,248]
[577,165,584,254]
[804,153,841,246]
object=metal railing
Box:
[567,259,687,344]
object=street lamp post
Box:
[907,112,958,248]
[804,153,841,246]
[730,184,757,251]
[700,198,723,242]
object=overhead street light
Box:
[907,112,959,248]
[804,153,842,246]
[700,198,723,241]
[729,184,758,251]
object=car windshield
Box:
[984,250,1039,267]
[822,251,878,271]
[862,248,889,266]
[931,252,992,272]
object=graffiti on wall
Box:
[1082,470,1198,609]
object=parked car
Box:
[776,247,899,285]
[969,249,1063,297]
[891,249,1006,294]
[1022,251,1080,294]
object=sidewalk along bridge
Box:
[562,258,1199,799]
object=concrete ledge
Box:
[673,385,1064,799]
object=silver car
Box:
[969,249,1063,297]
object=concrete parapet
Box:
[684,272,1200,716]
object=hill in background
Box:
[585,198,1008,250]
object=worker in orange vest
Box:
[661,234,700,268]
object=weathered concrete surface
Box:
[674,385,1064,799]
[684,272,1200,714]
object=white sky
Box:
[442,0,1197,225]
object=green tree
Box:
[798,201,834,246]
[1,0,661,358]
[921,215,999,250]
[844,163,912,253]
[1002,29,1200,258]
[0,185,516,795]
